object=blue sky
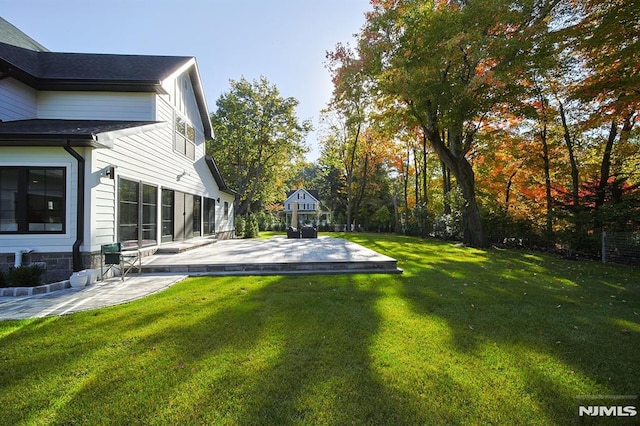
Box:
[1,0,371,160]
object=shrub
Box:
[3,265,45,288]
[244,215,259,239]
[235,215,246,237]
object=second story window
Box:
[174,115,195,160]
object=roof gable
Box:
[0,21,213,138]
[285,189,320,203]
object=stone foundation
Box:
[0,251,104,285]
[1,233,233,285]
[216,230,235,240]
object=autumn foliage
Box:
[316,0,639,256]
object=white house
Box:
[284,189,330,227]
[0,18,235,282]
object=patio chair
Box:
[287,226,300,239]
[301,226,317,238]
[100,243,141,281]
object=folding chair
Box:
[100,243,141,281]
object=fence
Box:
[602,231,640,265]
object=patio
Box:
[141,236,400,275]
[0,236,399,320]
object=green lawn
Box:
[1,233,638,424]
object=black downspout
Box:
[64,141,85,272]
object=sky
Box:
[1,0,372,161]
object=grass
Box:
[1,233,638,424]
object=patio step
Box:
[139,260,401,276]
[154,236,218,254]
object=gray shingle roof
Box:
[0,41,191,90]
[0,119,165,148]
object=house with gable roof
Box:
[284,188,331,228]
[0,17,235,282]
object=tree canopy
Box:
[209,77,312,216]
[315,0,638,253]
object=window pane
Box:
[175,134,186,155]
[27,169,64,232]
[186,141,195,160]
[186,124,195,142]
[175,116,185,135]
[193,196,201,236]
[0,169,18,231]
[142,184,157,246]
[119,179,139,245]
[161,189,174,241]
[203,198,215,235]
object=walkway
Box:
[0,274,186,320]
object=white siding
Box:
[216,193,235,233]
[0,78,37,121]
[37,91,155,121]
[89,118,231,248]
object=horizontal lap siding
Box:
[0,78,37,120]
[37,92,154,121]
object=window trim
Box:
[118,177,158,248]
[173,113,196,160]
[0,166,67,235]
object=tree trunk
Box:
[413,146,420,204]
[505,162,523,212]
[596,120,617,210]
[424,125,487,248]
[558,100,580,207]
[353,150,370,231]
[456,156,486,247]
[539,123,553,239]
[422,132,428,208]
[344,123,361,232]
[403,147,410,231]
[442,161,451,215]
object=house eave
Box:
[0,120,167,149]
[0,135,111,148]
[205,155,236,195]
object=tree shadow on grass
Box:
[394,244,640,423]
[0,274,447,424]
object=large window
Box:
[142,184,158,246]
[193,196,201,237]
[174,115,195,160]
[119,178,157,247]
[161,189,174,243]
[0,167,65,234]
[203,198,216,235]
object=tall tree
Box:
[209,77,312,216]
[324,43,371,231]
[357,0,559,247]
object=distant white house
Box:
[283,189,331,227]
[0,17,235,282]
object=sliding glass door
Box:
[118,178,157,248]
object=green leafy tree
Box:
[356,0,559,247]
[209,76,312,216]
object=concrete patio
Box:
[0,236,400,320]
[141,236,400,275]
